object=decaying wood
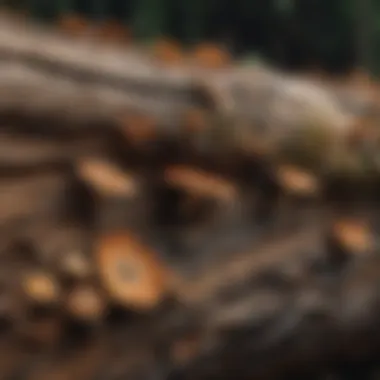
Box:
[0,132,106,169]
[0,16,377,149]
[1,13,380,380]
[0,171,70,225]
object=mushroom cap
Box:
[76,158,138,198]
[332,218,373,254]
[191,43,231,69]
[22,271,60,305]
[96,233,168,311]
[275,165,320,196]
[164,165,237,203]
[66,285,106,321]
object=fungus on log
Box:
[65,285,106,322]
[95,232,170,311]
[331,217,374,255]
[274,165,321,197]
[21,270,60,306]
[164,165,238,204]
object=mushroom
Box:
[21,270,60,307]
[95,232,169,311]
[65,284,106,322]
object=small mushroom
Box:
[191,43,231,69]
[331,218,373,255]
[76,157,138,198]
[22,271,60,306]
[95,20,131,44]
[65,285,106,322]
[57,14,89,37]
[96,232,169,311]
[164,165,238,204]
[275,165,320,197]
[153,39,184,66]
[59,250,93,281]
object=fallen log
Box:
[0,171,71,225]
[1,12,380,380]
[0,15,377,170]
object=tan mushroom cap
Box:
[164,165,238,203]
[66,285,106,321]
[153,39,184,66]
[76,158,138,198]
[22,271,60,305]
[95,20,131,44]
[96,233,169,311]
[275,165,320,196]
[191,43,231,69]
[57,14,89,37]
[332,218,373,253]
[60,250,93,280]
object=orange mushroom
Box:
[275,165,320,197]
[153,39,184,66]
[164,165,238,203]
[22,271,60,306]
[57,14,89,37]
[95,232,169,311]
[332,218,373,254]
[65,285,106,322]
[95,20,131,44]
[191,43,231,69]
[76,157,138,198]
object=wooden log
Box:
[0,335,31,379]
[0,171,71,225]
[16,315,62,348]
[164,256,380,380]
[0,16,373,147]
[21,223,93,278]
[0,131,107,169]
[174,224,326,307]
[25,336,108,380]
